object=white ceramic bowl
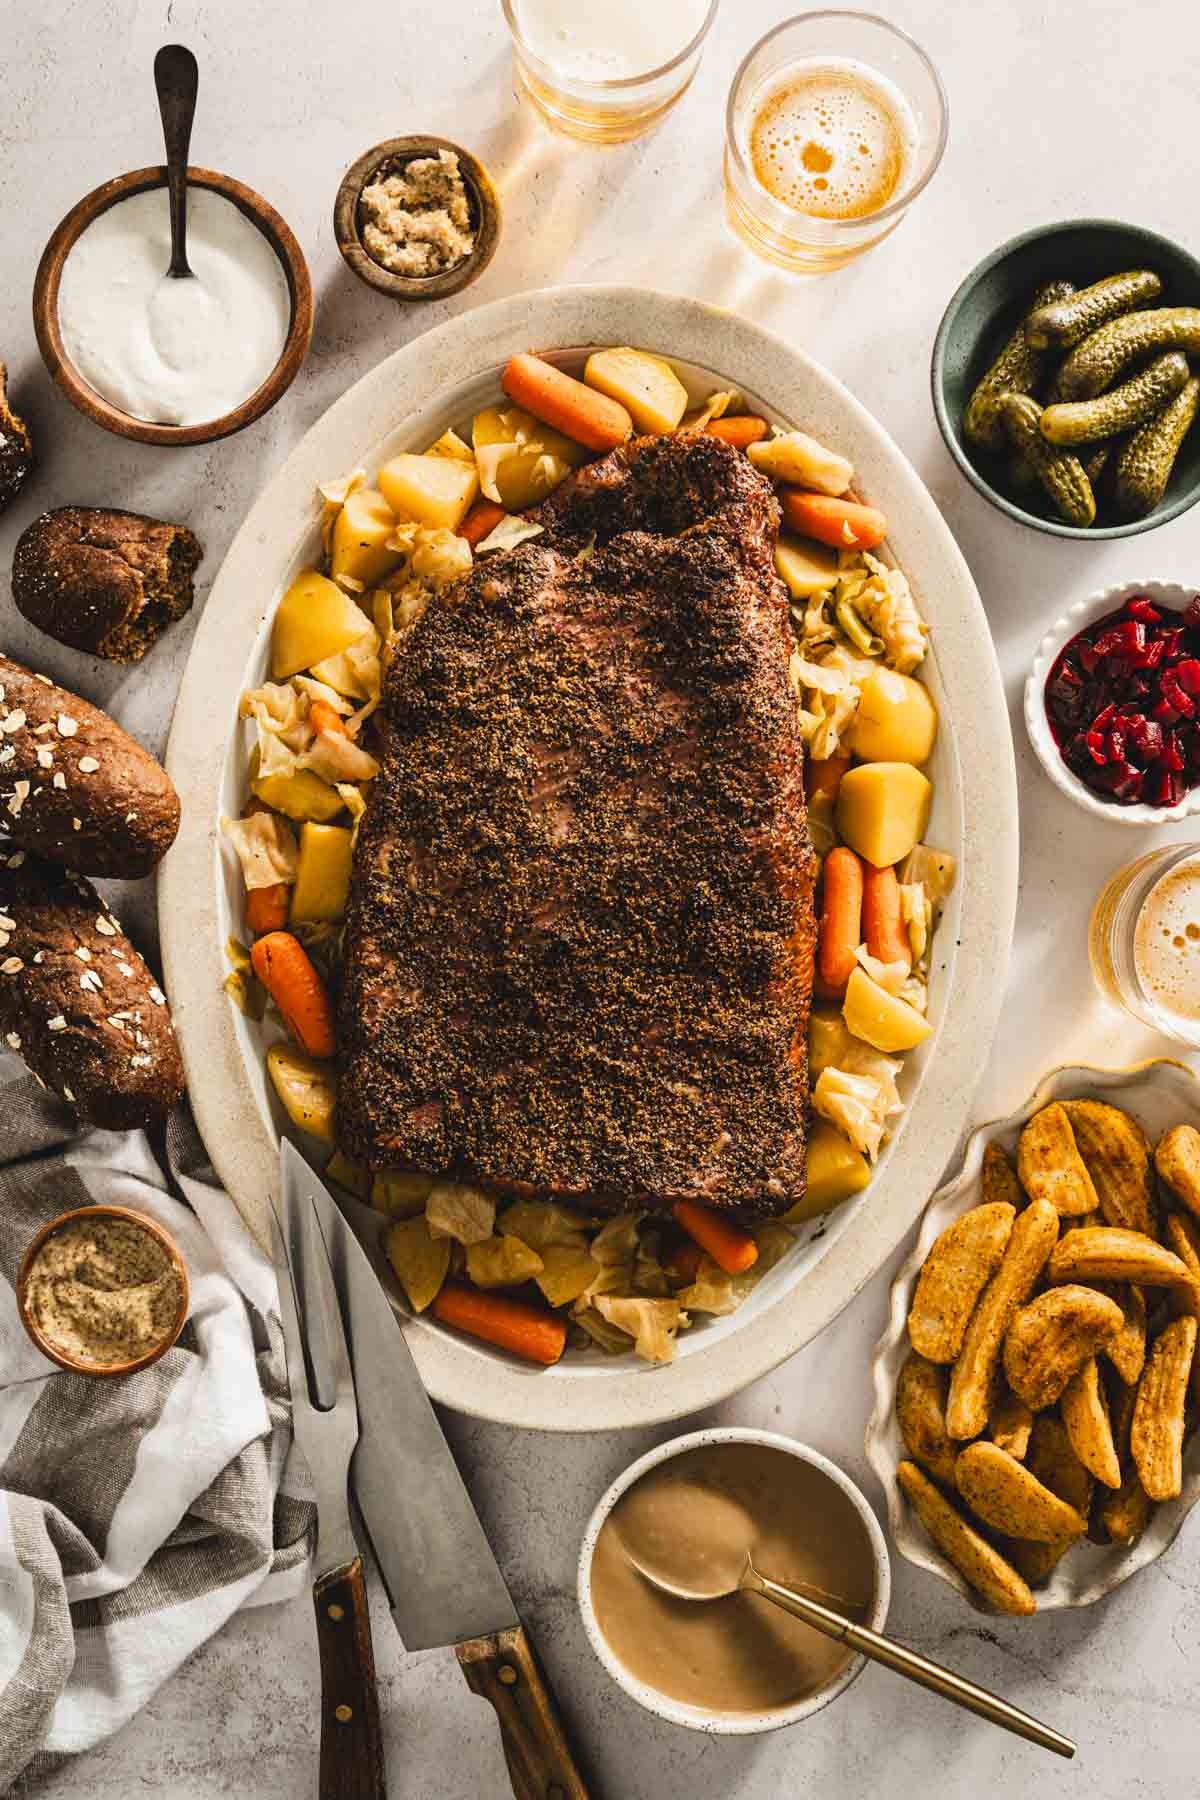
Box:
[577,1427,891,1734]
[160,284,1018,1431]
[866,1057,1200,1613]
[1025,579,1200,825]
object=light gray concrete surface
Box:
[4,1,1200,1794]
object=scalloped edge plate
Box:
[160,285,1017,1431]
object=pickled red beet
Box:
[1044,595,1200,806]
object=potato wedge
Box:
[1166,1210,1200,1278]
[981,1142,1023,1211]
[896,1460,1036,1616]
[896,1353,958,1486]
[1099,1282,1147,1387]
[907,1201,1015,1364]
[1006,1414,1095,1585]
[1062,1099,1157,1236]
[1017,1103,1100,1217]
[290,822,353,925]
[956,1441,1088,1542]
[1061,1357,1121,1487]
[1045,1225,1196,1295]
[989,1388,1034,1461]
[1155,1124,1200,1220]
[1132,1315,1197,1500]
[946,1199,1059,1440]
[1101,1471,1153,1545]
[1002,1284,1124,1410]
[584,347,689,435]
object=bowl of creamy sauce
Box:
[578,1428,889,1734]
[18,1205,189,1376]
[34,166,313,446]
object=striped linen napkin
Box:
[0,1055,313,1792]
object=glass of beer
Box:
[502,0,719,144]
[1089,844,1200,1049]
[724,12,948,274]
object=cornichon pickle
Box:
[1083,442,1113,488]
[1115,375,1200,517]
[963,279,1075,452]
[1024,270,1162,349]
[1040,351,1191,446]
[1053,307,1200,401]
[1001,394,1096,526]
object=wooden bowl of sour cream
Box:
[17,1204,189,1378]
[578,1428,891,1736]
[33,165,313,447]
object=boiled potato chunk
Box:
[267,1043,337,1143]
[386,1217,450,1313]
[372,1170,435,1219]
[786,1121,872,1221]
[849,667,938,765]
[378,452,478,531]
[835,762,932,867]
[290,822,354,925]
[272,569,373,679]
[843,966,933,1053]
[775,534,839,599]
[252,765,346,824]
[331,488,402,588]
[584,347,689,435]
[472,404,587,511]
[809,1007,857,1077]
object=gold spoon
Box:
[631,1547,1075,1759]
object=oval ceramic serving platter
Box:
[867,1059,1200,1612]
[160,285,1018,1432]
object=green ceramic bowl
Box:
[932,219,1200,539]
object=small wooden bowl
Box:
[334,135,501,302]
[33,165,314,447]
[17,1204,190,1378]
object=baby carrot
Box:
[672,1201,759,1276]
[780,489,888,550]
[818,846,865,994]
[308,698,347,737]
[459,498,509,548]
[804,752,852,806]
[245,881,290,938]
[251,931,337,1059]
[705,415,770,449]
[431,1283,567,1366]
[863,863,912,968]
[502,352,633,454]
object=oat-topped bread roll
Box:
[12,506,202,662]
[0,656,180,877]
[0,854,184,1130]
[0,363,33,514]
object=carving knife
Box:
[281,1141,590,1800]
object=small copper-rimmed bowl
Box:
[17,1204,190,1378]
[334,134,501,302]
[32,164,314,448]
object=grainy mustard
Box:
[26,1214,182,1367]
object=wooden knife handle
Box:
[314,1556,387,1799]
[457,1624,590,1800]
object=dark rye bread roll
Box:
[0,656,179,878]
[0,362,33,514]
[0,855,184,1130]
[12,506,202,662]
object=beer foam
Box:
[748,58,918,221]
[1134,859,1200,1023]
